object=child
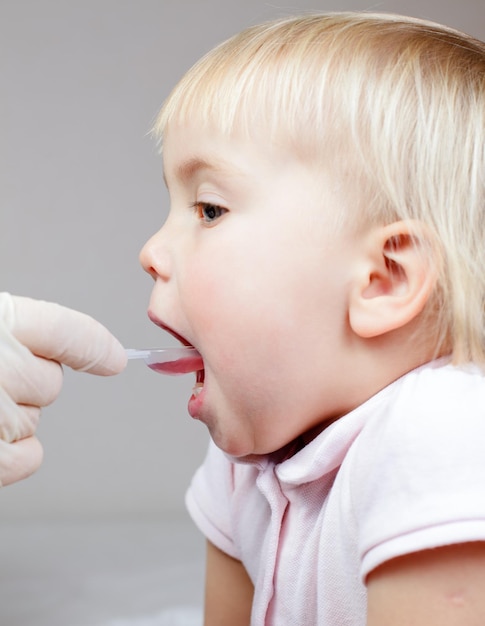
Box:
[140,12,485,625]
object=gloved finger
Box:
[4,294,127,375]
[0,436,44,487]
[0,387,42,442]
[0,339,64,408]
[0,326,63,441]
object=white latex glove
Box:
[0,293,127,487]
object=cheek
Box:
[180,258,247,359]
[182,260,227,314]
[182,242,254,317]
[181,258,276,380]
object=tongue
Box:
[148,354,204,376]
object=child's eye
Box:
[192,201,228,224]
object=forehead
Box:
[161,121,293,186]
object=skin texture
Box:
[367,543,485,625]
[204,541,254,626]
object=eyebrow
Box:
[163,156,242,187]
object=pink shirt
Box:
[187,360,485,624]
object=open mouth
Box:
[147,311,205,382]
[193,368,205,396]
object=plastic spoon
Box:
[126,347,203,375]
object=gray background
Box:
[1,0,484,522]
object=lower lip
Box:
[188,385,206,419]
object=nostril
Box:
[148,268,158,281]
[143,264,158,280]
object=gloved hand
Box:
[0,293,127,487]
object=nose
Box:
[139,227,172,281]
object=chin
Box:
[209,429,255,458]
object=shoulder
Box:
[356,360,485,459]
[348,361,485,580]
[394,359,485,418]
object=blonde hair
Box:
[154,12,485,364]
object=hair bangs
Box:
[153,16,357,149]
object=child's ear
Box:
[349,220,440,338]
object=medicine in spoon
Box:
[126,347,203,375]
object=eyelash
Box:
[191,201,228,224]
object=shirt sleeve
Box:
[185,439,240,559]
[351,364,485,581]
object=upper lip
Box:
[147,310,194,347]
[148,310,205,381]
